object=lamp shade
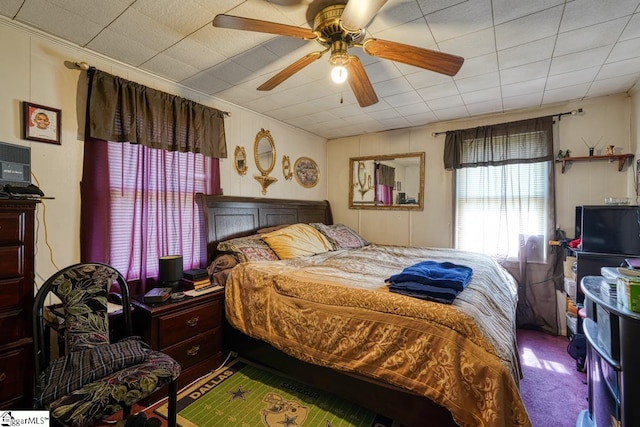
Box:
[159,255,183,288]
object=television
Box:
[576,205,640,256]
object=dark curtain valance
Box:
[443,116,553,170]
[86,69,227,159]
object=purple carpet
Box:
[517,328,587,427]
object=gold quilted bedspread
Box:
[225,244,531,427]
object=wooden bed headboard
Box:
[196,194,333,263]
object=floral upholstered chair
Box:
[33,263,181,427]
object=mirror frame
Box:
[349,152,425,211]
[282,155,293,180]
[253,128,277,195]
[234,146,247,175]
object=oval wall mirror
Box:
[253,128,277,194]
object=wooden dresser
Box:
[132,289,225,395]
[0,199,38,409]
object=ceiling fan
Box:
[212,0,464,108]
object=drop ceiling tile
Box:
[159,37,227,72]
[494,6,563,51]
[426,0,493,42]
[453,53,498,79]
[0,0,25,18]
[461,86,502,104]
[403,110,440,126]
[360,60,404,84]
[560,0,639,32]
[438,27,496,59]
[405,69,453,90]
[465,99,504,116]
[191,23,274,60]
[368,1,425,34]
[13,1,113,45]
[588,73,640,97]
[501,77,546,97]
[394,102,431,117]
[230,45,281,74]
[132,0,214,35]
[497,37,556,69]
[371,17,436,50]
[432,105,470,121]
[598,56,640,79]
[549,47,611,75]
[546,67,600,90]
[373,77,415,97]
[180,69,231,95]
[426,94,464,110]
[417,81,459,101]
[491,0,564,26]
[500,60,551,85]
[554,17,627,56]
[455,72,500,93]
[140,54,200,82]
[607,37,640,63]
[36,0,133,26]
[620,13,640,41]
[416,0,467,16]
[503,92,543,110]
[385,90,425,107]
[110,8,184,53]
[87,29,158,66]
[542,83,591,104]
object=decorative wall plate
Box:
[294,156,319,188]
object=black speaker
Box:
[158,255,183,292]
[398,192,406,204]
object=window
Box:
[455,161,549,261]
[445,117,554,263]
[107,142,214,280]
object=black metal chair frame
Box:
[33,262,177,427]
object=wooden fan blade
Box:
[362,39,464,76]
[341,0,389,32]
[257,51,324,91]
[345,56,378,107]
[213,14,317,40]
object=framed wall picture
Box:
[22,102,61,144]
[294,156,319,188]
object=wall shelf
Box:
[555,153,634,173]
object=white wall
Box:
[328,93,637,246]
[0,19,327,285]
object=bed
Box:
[198,194,531,427]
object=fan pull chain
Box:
[340,89,344,104]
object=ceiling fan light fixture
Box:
[331,65,348,84]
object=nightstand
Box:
[132,289,224,395]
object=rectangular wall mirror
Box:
[349,152,425,210]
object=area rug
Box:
[155,358,396,427]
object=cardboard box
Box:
[616,277,640,313]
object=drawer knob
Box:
[187,345,200,357]
[0,372,6,382]
[186,316,199,327]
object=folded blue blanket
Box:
[385,260,473,291]
[389,281,459,304]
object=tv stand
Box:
[579,276,640,427]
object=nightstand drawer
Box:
[164,329,222,370]
[158,299,222,348]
